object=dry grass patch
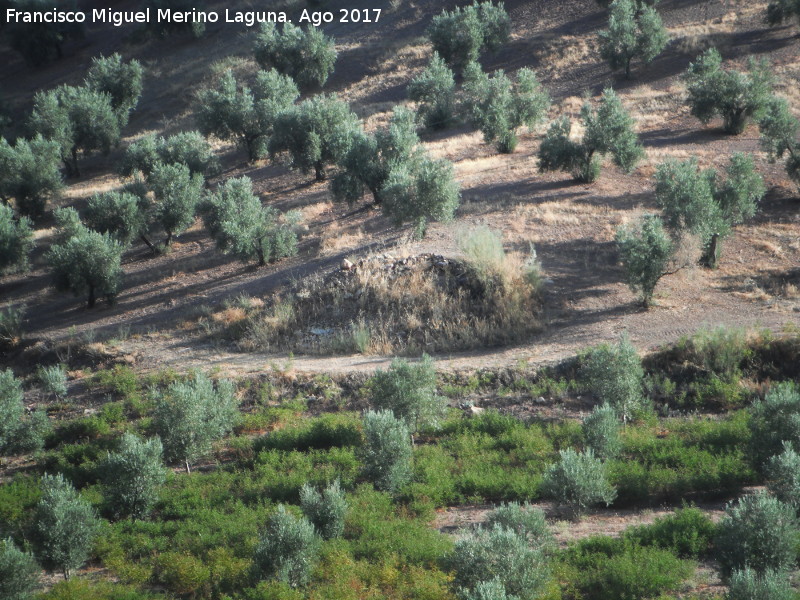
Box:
[241,247,543,356]
[319,223,366,256]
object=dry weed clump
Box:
[240,249,543,356]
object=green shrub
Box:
[427,2,510,73]
[254,413,362,453]
[84,53,143,127]
[359,409,413,494]
[583,403,622,460]
[0,537,40,600]
[580,334,647,423]
[252,505,320,588]
[748,382,800,469]
[300,479,347,540]
[726,567,795,600]
[36,364,68,399]
[0,304,25,347]
[624,506,716,558]
[152,372,239,472]
[485,501,553,549]
[0,136,62,220]
[541,449,616,519]
[31,473,100,579]
[715,492,799,578]
[147,162,204,246]
[447,524,549,600]
[99,432,167,520]
[155,551,211,596]
[758,95,800,191]
[766,442,800,508]
[370,354,446,434]
[83,191,149,248]
[599,0,669,78]
[1,369,50,456]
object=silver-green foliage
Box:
[196,69,299,162]
[582,402,622,460]
[615,214,674,308]
[83,191,148,247]
[269,94,360,181]
[84,53,143,128]
[299,479,347,540]
[726,567,794,600]
[203,176,298,266]
[100,432,167,520]
[461,578,517,600]
[485,502,553,550]
[0,537,40,600]
[599,0,669,78]
[407,53,457,130]
[119,131,220,178]
[758,96,800,191]
[715,492,799,578]
[148,162,204,245]
[580,334,646,423]
[370,354,446,434]
[0,369,49,456]
[463,63,550,153]
[359,409,413,493]
[684,48,774,135]
[0,135,63,219]
[748,382,800,469]
[766,442,800,508]
[36,364,67,398]
[427,2,510,73]
[32,473,100,579]
[254,22,337,89]
[0,204,35,275]
[448,524,549,600]
[46,215,123,308]
[539,88,643,182]
[152,372,238,471]
[252,505,321,588]
[541,449,616,519]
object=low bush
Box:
[623,506,716,558]
[726,567,795,600]
[252,505,320,588]
[300,480,347,540]
[485,501,553,549]
[541,449,616,519]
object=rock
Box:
[341,259,354,271]
[467,406,484,416]
[535,396,546,404]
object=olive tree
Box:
[84,191,150,249]
[758,96,800,190]
[715,492,799,578]
[766,442,800,508]
[539,88,643,182]
[84,53,144,127]
[148,162,204,246]
[599,0,669,79]
[6,0,84,66]
[541,448,616,520]
[120,131,219,179]
[0,204,34,276]
[299,480,347,540]
[463,63,551,153]
[381,155,460,238]
[427,2,510,73]
[202,176,298,266]
[370,353,446,434]
[0,135,63,219]
[332,107,421,206]
[46,214,124,308]
[99,433,167,520]
[359,409,413,494]
[152,372,238,472]
[582,402,622,460]
[0,369,49,456]
[252,505,320,587]
[655,153,764,268]
[615,214,675,307]
[196,69,299,162]
[0,538,40,600]
[269,94,360,181]
[407,53,457,130]
[684,48,774,135]
[32,473,100,580]
[254,22,337,89]
[29,85,121,177]
[447,524,549,600]
[141,0,205,38]
[580,334,647,423]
